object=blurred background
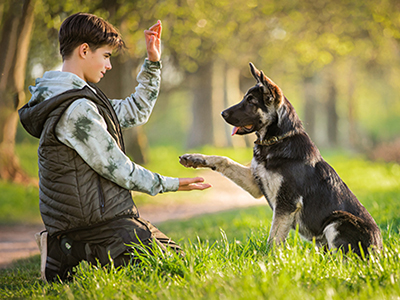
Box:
[1,0,400,184]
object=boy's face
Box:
[83,45,113,83]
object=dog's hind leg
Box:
[179,154,263,198]
[322,211,382,256]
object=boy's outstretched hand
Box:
[145,20,162,62]
[178,177,212,191]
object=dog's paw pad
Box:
[179,154,207,169]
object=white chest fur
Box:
[251,158,283,210]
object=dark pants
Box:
[45,217,181,282]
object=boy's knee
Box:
[45,234,86,282]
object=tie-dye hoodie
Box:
[27,59,179,196]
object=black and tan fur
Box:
[180,63,382,256]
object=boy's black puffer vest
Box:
[19,84,139,236]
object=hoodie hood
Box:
[28,71,87,106]
[19,71,90,139]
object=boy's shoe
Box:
[35,231,48,282]
[35,231,76,282]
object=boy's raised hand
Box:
[145,20,162,62]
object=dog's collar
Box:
[254,130,299,146]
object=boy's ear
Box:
[78,43,90,58]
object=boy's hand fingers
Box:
[180,177,204,184]
[178,183,212,191]
[156,20,162,38]
[144,21,162,62]
[178,177,212,191]
[144,30,158,39]
[148,20,162,38]
[148,22,159,31]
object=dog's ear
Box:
[249,62,261,82]
[260,71,284,108]
[249,63,269,94]
[249,62,284,108]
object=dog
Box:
[180,63,382,256]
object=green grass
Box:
[1,208,400,299]
[0,181,41,225]
[0,142,40,224]
[1,144,400,299]
[14,141,39,178]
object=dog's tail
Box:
[322,211,382,257]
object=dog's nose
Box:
[221,110,229,120]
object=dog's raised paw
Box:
[179,154,208,169]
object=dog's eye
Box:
[247,97,258,105]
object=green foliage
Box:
[22,0,400,146]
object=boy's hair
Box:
[59,12,126,60]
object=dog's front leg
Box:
[267,211,294,246]
[179,154,263,198]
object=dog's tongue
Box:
[231,127,240,136]
[232,125,254,135]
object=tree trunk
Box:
[226,65,251,147]
[303,76,317,143]
[211,60,228,147]
[326,77,338,148]
[347,71,357,149]
[211,62,248,148]
[187,62,214,149]
[0,0,36,184]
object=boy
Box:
[19,12,211,282]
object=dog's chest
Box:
[251,158,283,210]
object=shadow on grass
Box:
[0,255,41,291]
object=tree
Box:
[0,0,36,183]
[252,0,400,149]
[161,0,273,148]
[6,0,400,175]
[1,0,104,183]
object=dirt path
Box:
[0,170,266,269]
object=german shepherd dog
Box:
[180,63,382,256]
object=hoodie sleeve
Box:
[55,99,179,195]
[110,59,161,128]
